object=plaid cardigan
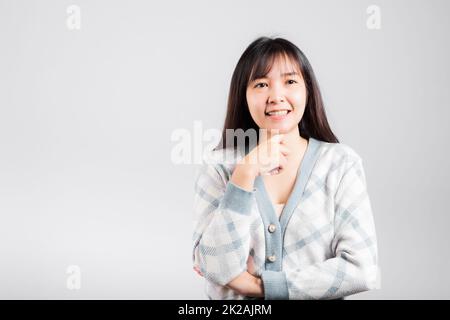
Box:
[192,137,380,300]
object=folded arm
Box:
[192,164,256,287]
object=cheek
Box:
[292,88,307,105]
[246,93,265,117]
[290,89,307,119]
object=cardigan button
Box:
[268,224,276,233]
[267,255,276,263]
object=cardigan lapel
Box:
[254,137,322,271]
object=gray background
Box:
[0,0,449,299]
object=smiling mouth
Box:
[265,110,292,116]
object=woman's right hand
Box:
[242,132,290,176]
[230,131,290,191]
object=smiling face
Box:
[246,54,307,135]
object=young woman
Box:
[192,36,379,300]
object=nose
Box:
[267,83,285,105]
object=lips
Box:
[264,109,292,121]
[264,107,293,121]
[265,110,291,116]
[264,107,293,116]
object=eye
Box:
[254,82,268,88]
[287,79,298,85]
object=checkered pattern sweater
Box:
[192,137,380,300]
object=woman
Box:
[192,36,379,300]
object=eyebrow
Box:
[281,71,299,77]
[253,71,300,80]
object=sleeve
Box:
[192,163,256,286]
[261,157,380,300]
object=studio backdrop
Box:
[0,0,449,299]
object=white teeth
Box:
[267,110,289,116]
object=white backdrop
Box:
[0,0,449,299]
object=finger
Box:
[274,133,287,144]
[193,266,203,276]
[268,138,289,152]
[259,129,269,143]
[278,133,287,143]
[270,133,284,143]
[279,145,291,156]
[271,138,288,151]
[268,128,282,136]
[268,167,281,175]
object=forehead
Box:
[268,56,299,74]
[250,53,301,80]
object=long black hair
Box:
[216,36,339,150]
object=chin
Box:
[265,124,296,134]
